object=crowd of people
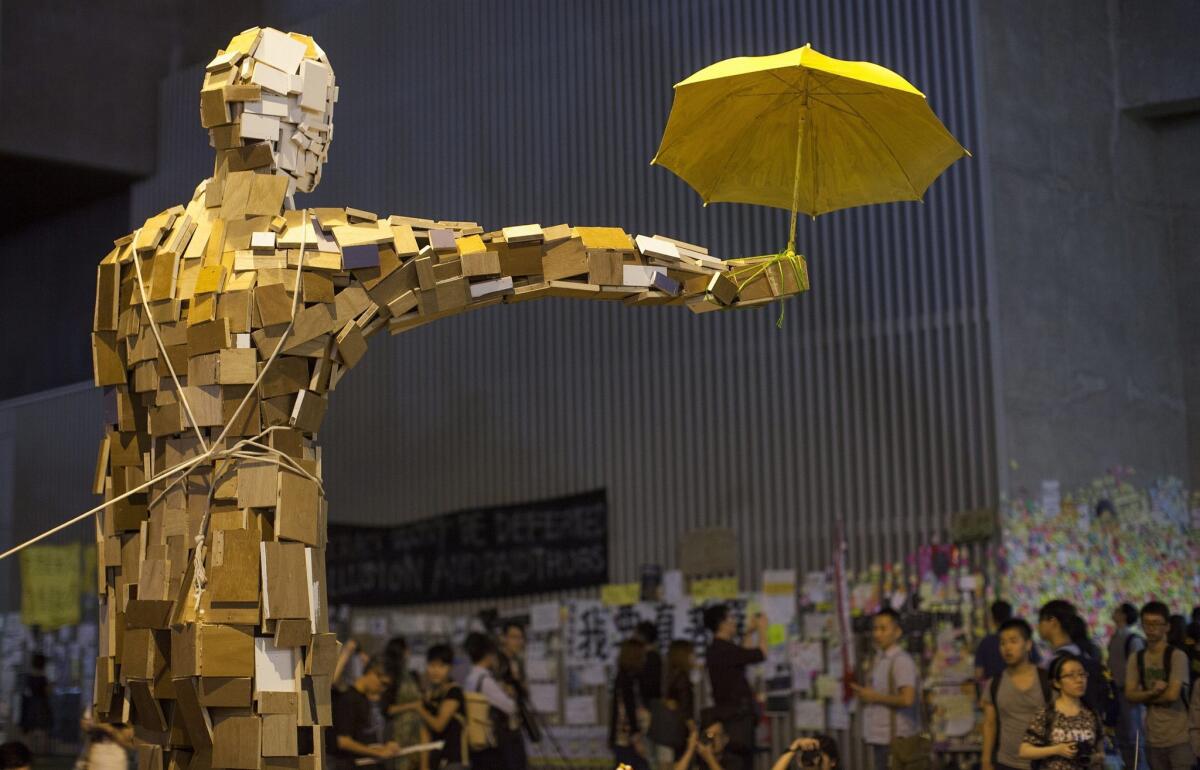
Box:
[2,599,1198,770]
[973,600,1200,770]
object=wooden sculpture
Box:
[89,26,806,770]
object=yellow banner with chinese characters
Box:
[20,542,82,628]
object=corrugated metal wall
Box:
[129,0,994,584]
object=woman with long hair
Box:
[382,637,423,769]
[1019,653,1104,770]
[611,639,650,770]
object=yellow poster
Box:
[20,542,82,628]
[600,582,640,607]
[689,576,738,601]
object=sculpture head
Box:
[200,27,336,196]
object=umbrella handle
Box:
[786,97,808,255]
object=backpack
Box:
[989,668,1053,759]
[1123,631,1142,659]
[464,674,498,751]
[1135,645,1192,710]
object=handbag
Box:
[886,656,932,770]
[648,699,687,751]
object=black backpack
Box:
[989,668,1053,759]
[1135,645,1192,709]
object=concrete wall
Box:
[978,0,1200,494]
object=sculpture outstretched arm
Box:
[328,211,810,343]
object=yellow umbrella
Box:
[652,44,968,311]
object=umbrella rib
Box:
[808,79,923,200]
[654,82,767,159]
[702,90,804,203]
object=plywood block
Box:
[237,461,280,508]
[187,319,230,356]
[276,474,319,545]
[273,619,311,649]
[199,677,252,707]
[208,528,260,603]
[262,714,298,757]
[198,624,254,678]
[575,226,634,251]
[333,322,366,369]
[260,357,310,398]
[503,223,543,244]
[255,283,294,327]
[212,714,262,769]
[218,348,258,385]
[261,542,310,620]
[461,250,501,277]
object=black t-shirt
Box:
[640,648,664,701]
[706,639,764,706]
[424,684,465,767]
[681,751,744,770]
[331,687,376,759]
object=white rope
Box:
[0,207,324,565]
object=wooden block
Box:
[218,349,258,385]
[502,223,543,244]
[255,28,307,75]
[181,385,224,427]
[575,226,634,251]
[126,600,174,630]
[246,175,290,218]
[301,273,334,304]
[173,677,213,749]
[283,303,335,349]
[198,625,254,677]
[220,172,256,220]
[304,635,339,676]
[333,323,366,370]
[199,677,252,707]
[209,528,261,603]
[130,680,168,731]
[95,260,121,331]
[461,250,501,277]
[276,474,319,545]
[427,228,457,252]
[187,319,231,356]
[237,462,280,508]
[433,277,469,311]
[588,251,625,285]
[261,357,310,398]
[200,86,230,129]
[262,714,298,757]
[255,283,294,327]
[289,390,326,434]
[211,714,262,770]
[93,332,127,386]
[498,242,544,276]
[273,620,311,649]
[261,542,310,619]
[414,254,435,291]
[707,273,738,306]
[123,628,167,680]
[258,691,298,716]
[390,224,419,257]
[541,238,586,281]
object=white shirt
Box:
[465,664,517,716]
[863,644,921,746]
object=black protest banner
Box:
[326,489,608,605]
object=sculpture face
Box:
[200,27,337,195]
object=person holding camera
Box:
[671,710,738,770]
[704,604,768,770]
[1018,653,1105,770]
[771,736,840,770]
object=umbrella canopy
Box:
[652,43,968,219]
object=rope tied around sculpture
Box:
[0,206,326,570]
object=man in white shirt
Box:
[851,608,921,770]
[463,632,517,770]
